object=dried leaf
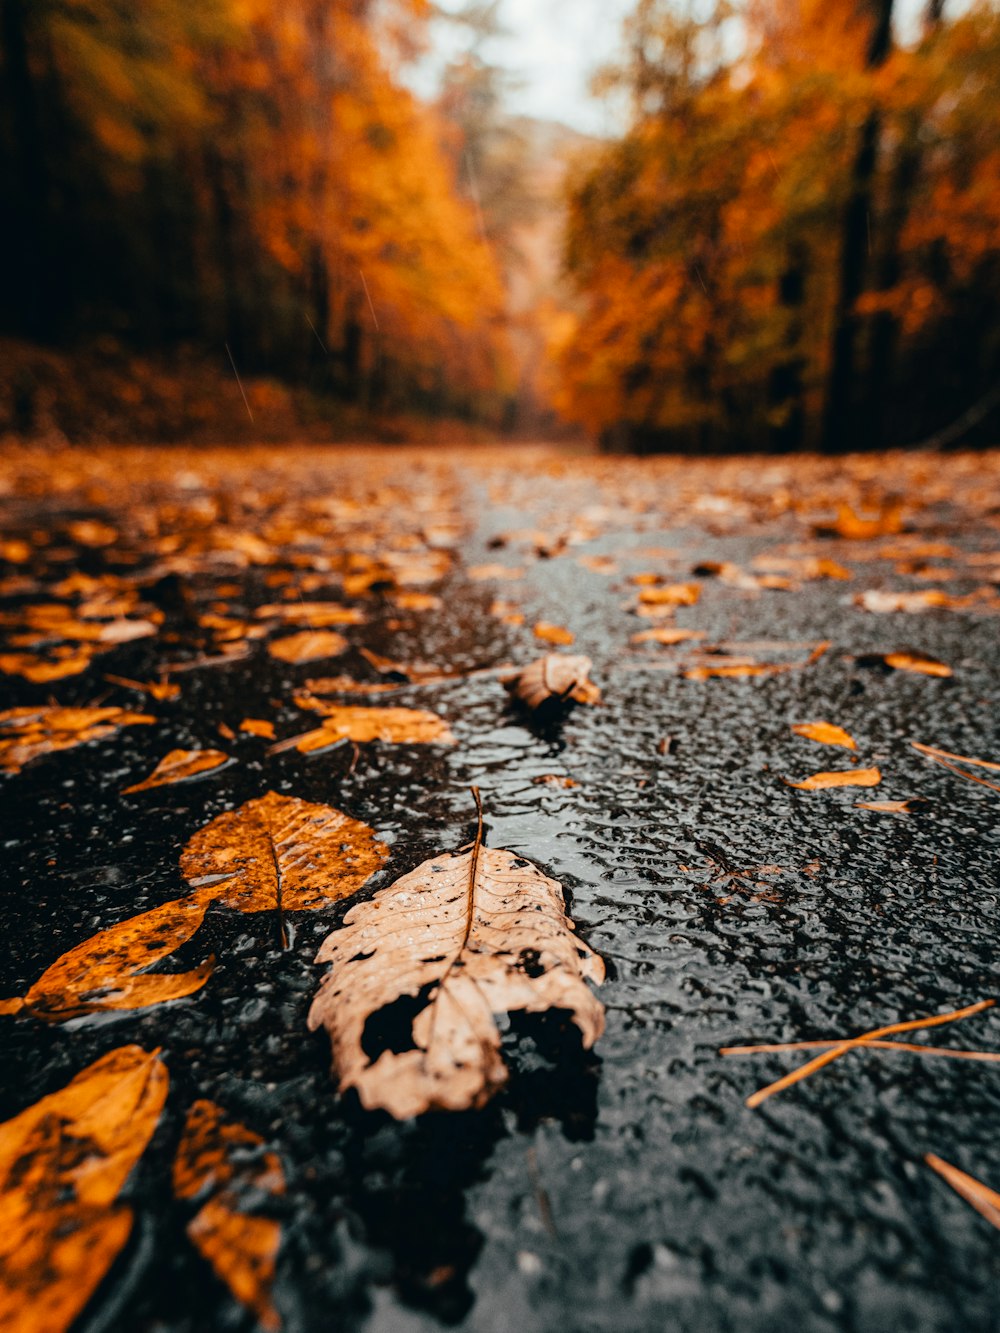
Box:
[254,601,364,626]
[855,799,919,813]
[502,654,600,709]
[180,791,388,912]
[883,651,953,677]
[104,674,180,701]
[0,706,155,775]
[267,630,348,664]
[533,621,574,645]
[466,563,524,581]
[925,1154,1000,1231]
[637,582,701,607]
[240,718,275,739]
[855,589,951,613]
[791,722,857,750]
[123,748,231,793]
[630,627,706,646]
[1,895,214,1020]
[783,767,882,790]
[272,707,456,752]
[0,650,95,682]
[532,774,579,788]
[173,1101,284,1330]
[308,808,605,1117]
[0,1046,167,1332]
[301,676,401,696]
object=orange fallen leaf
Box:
[254,602,364,626]
[791,722,857,750]
[123,748,231,793]
[301,675,401,696]
[856,589,951,613]
[272,706,456,752]
[883,651,952,677]
[630,627,706,646]
[267,630,348,664]
[855,799,920,813]
[0,895,214,1021]
[534,621,574,645]
[925,1154,1000,1231]
[532,774,579,788]
[240,718,275,738]
[0,1046,167,1333]
[783,767,882,790]
[180,791,389,912]
[0,650,95,682]
[173,1101,284,1329]
[637,582,701,607]
[392,590,441,611]
[104,674,180,701]
[0,706,155,775]
[467,563,523,581]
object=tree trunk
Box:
[820,0,895,453]
[0,0,53,335]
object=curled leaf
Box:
[309,823,605,1117]
[791,722,857,750]
[783,767,882,790]
[181,791,389,912]
[123,748,231,793]
[502,654,600,710]
[173,1101,285,1330]
[0,1046,167,1333]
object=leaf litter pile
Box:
[1,443,999,1331]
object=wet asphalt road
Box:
[1,443,999,1333]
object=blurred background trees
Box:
[554,0,1000,452]
[0,0,511,424]
[2,0,999,450]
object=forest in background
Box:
[1,0,999,452]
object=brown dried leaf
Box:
[181,791,388,912]
[925,1155,1000,1231]
[173,1101,285,1330]
[883,651,953,677]
[273,707,456,752]
[856,589,951,613]
[0,895,214,1020]
[533,621,574,645]
[308,830,605,1117]
[123,748,231,793]
[301,676,401,697]
[0,706,155,775]
[502,654,600,710]
[0,1046,167,1333]
[791,722,857,750]
[783,767,882,790]
[267,630,348,664]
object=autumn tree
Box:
[554,0,1000,452]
